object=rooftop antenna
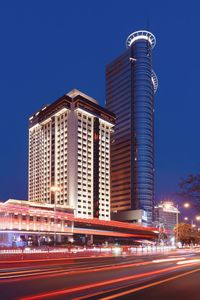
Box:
[146,18,151,57]
[146,17,150,31]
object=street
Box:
[1,249,200,299]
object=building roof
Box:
[67,89,98,104]
[29,89,115,128]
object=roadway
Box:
[1,249,200,299]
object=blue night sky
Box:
[0,0,200,209]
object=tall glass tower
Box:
[106,30,158,225]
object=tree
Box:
[178,173,200,210]
[174,223,200,245]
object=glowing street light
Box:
[184,217,188,221]
[196,216,200,221]
[183,203,190,208]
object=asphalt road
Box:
[1,249,200,300]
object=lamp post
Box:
[182,202,200,245]
[50,186,61,247]
[184,217,194,226]
[192,216,200,228]
[176,205,179,246]
[183,215,200,227]
[183,202,195,225]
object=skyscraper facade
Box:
[106,30,158,225]
[28,89,115,220]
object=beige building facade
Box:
[29,89,115,220]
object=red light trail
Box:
[21,260,200,300]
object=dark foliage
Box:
[178,174,200,209]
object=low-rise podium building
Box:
[0,199,158,246]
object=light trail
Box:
[0,267,62,276]
[0,254,115,264]
[101,268,200,299]
[0,252,198,282]
[0,267,67,280]
[0,250,149,265]
[21,263,200,300]
[177,259,200,265]
[1,254,196,282]
[152,257,186,263]
[0,260,153,282]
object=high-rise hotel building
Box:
[106,31,158,225]
[28,89,115,220]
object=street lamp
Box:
[183,202,192,224]
[176,205,179,245]
[192,216,200,228]
[183,216,200,228]
[50,186,61,246]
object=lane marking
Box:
[102,268,200,299]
